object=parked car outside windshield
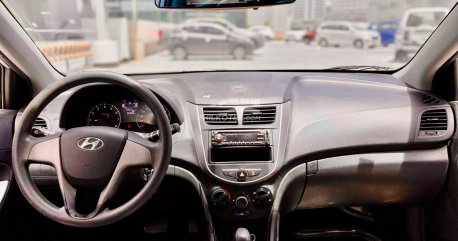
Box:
[315,21,381,48]
[169,22,255,60]
[2,0,457,74]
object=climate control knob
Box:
[252,187,273,208]
[211,188,231,208]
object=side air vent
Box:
[422,94,440,104]
[243,106,276,125]
[33,117,48,129]
[203,107,238,125]
[420,109,447,131]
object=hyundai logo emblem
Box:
[77,137,104,151]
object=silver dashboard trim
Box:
[188,102,291,185]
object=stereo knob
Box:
[214,133,224,143]
[235,195,249,209]
[252,187,273,208]
[211,188,231,208]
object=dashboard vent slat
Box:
[422,94,440,104]
[419,109,447,131]
[243,106,276,125]
[33,117,48,129]
[203,107,238,125]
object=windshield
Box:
[2,0,457,74]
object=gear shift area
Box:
[235,228,255,241]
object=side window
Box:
[183,26,204,33]
[204,27,224,35]
[183,26,194,32]
[340,25,350,31]
[0,61,31,110]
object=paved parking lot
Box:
[110,41,403,74]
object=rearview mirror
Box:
[155,0,295,9]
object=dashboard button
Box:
[236,170,248,181]
[247,169,262,177]
[222,169,237,178]
[234,210,250,217]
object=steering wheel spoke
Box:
[125,131,164,167]
[26,134,62,166]
[25,134,82,218]
[59,177,79,218]
[95,132,162,209]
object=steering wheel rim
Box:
[12,71,172,227]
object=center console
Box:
[206,128,277,221]
[186,103,291,241]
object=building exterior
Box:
[303,0,326,21]
[407,0,454,8]
[106,0,247,26]
[325,0,453,22]
[325,0,370,21]
[247,5,293,32]
[290,0,326,28]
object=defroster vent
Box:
[422,94,440,104]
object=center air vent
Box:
[33,117,48,129]
[420,109,447,131]
[422,94,440,104]
[243,106,276,125]
[203,107,238,125]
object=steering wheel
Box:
[12,72,172,227]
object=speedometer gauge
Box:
[87,103,122,128]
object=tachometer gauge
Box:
[87,103,122,128]
[136,104,172,132]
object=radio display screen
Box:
[225,133,258,142]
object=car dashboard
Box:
[19,71,455,240]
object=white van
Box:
[315,21,380,48]
[395,7,449,62]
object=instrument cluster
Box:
[86,100,172,132]
[61,85,176,133]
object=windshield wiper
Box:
[326,65,394,71]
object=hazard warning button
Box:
[236,169,248,182]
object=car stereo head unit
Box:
[211,130,270,147]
